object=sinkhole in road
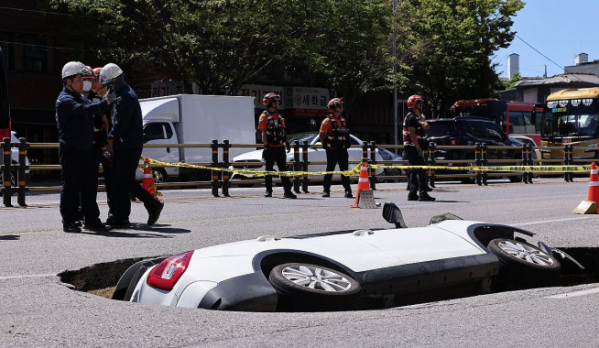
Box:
[59,247,599,311]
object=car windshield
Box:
[287,132,318,144]
[426,122,455,137]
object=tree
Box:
[392,0,524,117]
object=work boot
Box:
[63,222,81,233]
[407,194,419,201]
[283,191,297,199]
[344,190,353,198]
[264,191,272,197]
[147,201,165,226]
[322,191,330,198]
[419,194,436,202]
[83,221,109,232]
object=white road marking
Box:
[0,273,56,280]
[547,287,599,299]
[513,215,598,227]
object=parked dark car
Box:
[425,117,524,183]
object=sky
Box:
[493,0,599,79]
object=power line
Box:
[0,40,87,53]
[0,6,84,18]
[516,35,563,71]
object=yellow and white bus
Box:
[540,88,599,159]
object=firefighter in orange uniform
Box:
[319,98,353,198]
[258,93,297,199]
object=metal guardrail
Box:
[2,138,598,207]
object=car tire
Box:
[488,238,561,285]
[269,263,361,311]
[0,172,16,196]
[508,175,522,183]
[112,257,167,301]
[152,168,167,184]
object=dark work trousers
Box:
[100,154,116,218]
[263,146,292,193]
[59,145,101,225]
[111,147,161,221]
[323,148,351,193]
[403,146,427,197]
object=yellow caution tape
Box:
[139,156,593,178]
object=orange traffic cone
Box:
[142,157,160,200]
[573,162,598,214]
[350,162,374,208]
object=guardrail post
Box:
[524,143,533,184]
[427,142,436,188]
[221,140,230,197]
[301,140,309,193]
[211,139,220,197]
[17,137,28,206]
[481,143,488,185]
[292,140,301,193]
[369,141,376,190]
[2,137,12,207]
[475,143,482,186]
[564,144,573,182]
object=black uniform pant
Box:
[323,148,351,192]
[263,146,292,192]
[111,147,161,221]
[59,145,101,225]
[403,146,428,196]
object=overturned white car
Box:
[112,203,570,312]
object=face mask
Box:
[82,80,92,92]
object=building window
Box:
[0,33,12,70]
[22,35,48,72]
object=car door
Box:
[140,121,180,179]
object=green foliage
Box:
[50,0,523,113]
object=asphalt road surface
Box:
[1,177,599,347]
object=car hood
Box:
[232,149,266,162]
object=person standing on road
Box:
[402,94,435,202]
[100,63,164,228]
[87,67,117,219]
[320,98,353,198]
[258,92,296,199]
[56,61,115,233]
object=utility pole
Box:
[393,0,398,151]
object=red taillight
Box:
[147,251,194,291]
[449,137,460,145]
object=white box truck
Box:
[136,94,256,181]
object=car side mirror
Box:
[382,202,408,228]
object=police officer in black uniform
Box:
[56,61,115,232]
[258,93,296,199]
[320,98,353,198]
[100,63,164,227]
[402,94,435,202]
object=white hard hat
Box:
[61,61,91,79]
[100,63,123,85]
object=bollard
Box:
[17,137,28,206]
[221,140,230,197]
[211,139,220,197]
[481,143,488,185]
[2,137,12,207]
[293,140,301,193]
[301,140,309,193]
[369,141,376,190]
[427,142,436,188]
[475,143,482,186]
[564,144,573,182]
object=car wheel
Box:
[269,263,361,311]
[0,172,16,196]
[488,238,561,285]
[112,257,167,301]
[508,175,522,183]
[152,168,167,184]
